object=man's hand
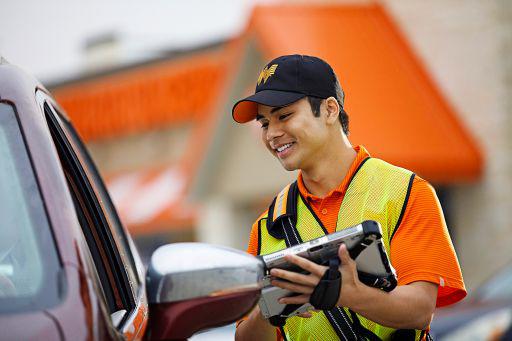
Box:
[270,244,360,307]
[270,243,438,330]
[235,293,314,340]
[235,305,275,341]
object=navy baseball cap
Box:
[232,54,341,123]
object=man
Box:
[233,55,465,341]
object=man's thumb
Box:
[338,243,351,265]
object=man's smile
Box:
[274,142,296,158]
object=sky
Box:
[0,0,266,83]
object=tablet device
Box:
[258,220,396,322]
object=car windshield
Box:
[0,102,60,313]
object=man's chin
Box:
[280,160,298,171]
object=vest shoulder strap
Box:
[266,181,299,240]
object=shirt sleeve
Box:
[246,219,261,256]
[390,176,467,307]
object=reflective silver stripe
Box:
[288,216,300,244]
[282,221,292,246]
[275,189,286,219]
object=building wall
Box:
[88,124,192,175]
[382,0,512,289]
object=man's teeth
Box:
[277,143,293,152]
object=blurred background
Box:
[1,0,511,339]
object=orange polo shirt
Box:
[246,145,466,308]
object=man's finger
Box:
[297,312,313,318]
[270,268,319,286]
[271,279,315,294]
[284,254,327,277]
[278,294,310,305]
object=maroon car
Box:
[0,57,262,340]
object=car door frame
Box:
[37,89,148,339]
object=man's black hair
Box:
[307,76,349,135]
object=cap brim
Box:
[232,90,306,123]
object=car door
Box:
[37,90,148,340]
[0,97,63,339]
[1,63,261,341]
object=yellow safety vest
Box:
[258,157,426,341]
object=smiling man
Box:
[232,55,466,341]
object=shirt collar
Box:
[297,145,371,201]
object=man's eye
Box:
[279,113,292,120]
[260,122,269,129]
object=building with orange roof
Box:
[49,1,511,288]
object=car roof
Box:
[0,57,54,99]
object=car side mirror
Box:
[145,243,264,340]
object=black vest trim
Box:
[391,329,417,340]
[267,196,279,236]
[286,181,299,223]
[266,181,299,240]
[390,173,415,242]
[298,191,329,235]
[257,218,264,255]
[279,326,288,341]
[348,309,381,341]
[282,216,302,247]
[346,156,371,189]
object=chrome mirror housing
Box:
[146,243,264,303]
[145,243,264,340]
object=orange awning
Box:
[52,48,230,142]
[246,4,483,183]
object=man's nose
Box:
[266,121,284,142]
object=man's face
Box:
[256,97,329,172]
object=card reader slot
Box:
[310,245,324,252]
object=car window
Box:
[46,102,142,290]
[41,98,136,322]
[0,102,61,313]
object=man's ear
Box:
[324,97,340,125]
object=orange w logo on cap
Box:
[257,64,278,85]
